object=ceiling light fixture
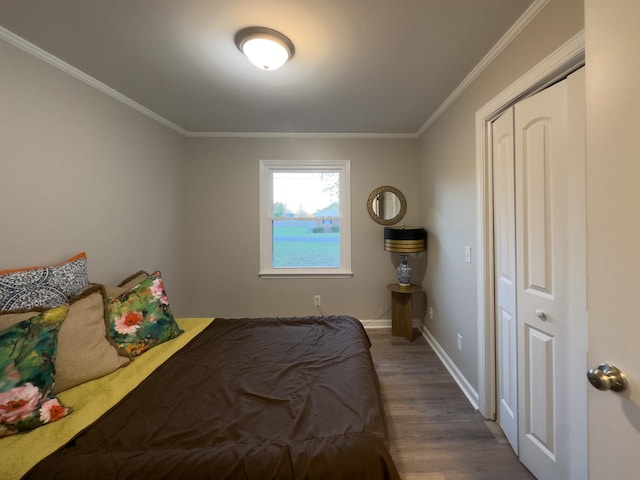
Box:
[235,26,295,71]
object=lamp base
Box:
[396,254,412,286]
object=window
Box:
[259,160,352,277]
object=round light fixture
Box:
[235,26,295,71]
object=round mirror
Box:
[367,186,407,225]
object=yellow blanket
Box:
[0,317,213,480]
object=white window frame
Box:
[259,159,352,278]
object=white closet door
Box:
[514,68,587,480]
[492,106,518,453]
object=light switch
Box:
[465,246,472,264]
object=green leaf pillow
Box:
[107,271,182,357]
[0,306,72,437]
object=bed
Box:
[5,316,400,480]
[0,255,399,479]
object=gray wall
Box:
[184,136,419,318]
[417,0,584,390]
[0,38,189,314]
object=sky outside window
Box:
[273,172,339,216]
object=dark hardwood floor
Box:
[367,327,535,480]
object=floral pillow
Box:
[0,306,72,437]
[107,271,182,357]
[0,253,89,311]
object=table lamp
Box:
[384,226,426,286]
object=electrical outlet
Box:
[428,306,434,320]
[313,295,321,306]
[457,333,463,351]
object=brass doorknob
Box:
[587,363,627,392]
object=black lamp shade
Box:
[384,226,426,253]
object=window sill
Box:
[259,269,353,279]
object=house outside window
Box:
[259,160,352,277]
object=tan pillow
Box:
[103,270,149,298]
[118,270,150,288]
[0,285,131,393]
[0,310,34,328]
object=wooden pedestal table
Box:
[387,284,422,341]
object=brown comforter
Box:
[24,316,400,480]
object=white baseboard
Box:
[417,324,480,410]
[359,318,392,329]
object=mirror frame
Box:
[367,185,407,225]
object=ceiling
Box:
[0,0,535,135]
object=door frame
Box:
[474,31,585,419]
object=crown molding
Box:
[0,26,187,136]
[186,131,417,139]
[416,0,551,136]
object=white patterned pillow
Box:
[0,253,89,311]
